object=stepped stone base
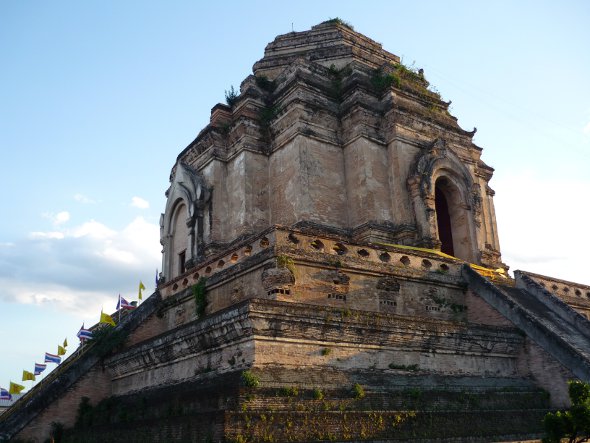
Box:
[59,369,549,443]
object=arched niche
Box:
[407,138,479,263]
[160,162,211,282]
[433,175,475,262]
[170,201,189,278]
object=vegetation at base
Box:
[313,388,324,400]
[352,383,365,399]
[278,386,299,397]
[241,370,260,388]
[322,17,354,30]
[192,277,207,317]
[543,380,590,443]
[225,85,239,107]
[321,347,332,356]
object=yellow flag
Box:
[138,280,146,300]
[63,338,68,348]
[9,381,25,394]
[57,345,66,356]
[22,370,35,382]
[100,310,116,326]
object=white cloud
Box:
[131,196,150,209]
[74,193,96,204]
[71,220,115,239]
[1,216,161,313]
[29,231,65,240]
[494,171,590,284]
[584,120,590,135]
[0,278,116,319]
[42,211,71,226]
[54,211,70,225]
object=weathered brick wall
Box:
[465,288,513,327]
[106,302,256,396]
[517,338,574,407]
[15,365,111,442]
[124,311,167,348]
[249,299,522,377]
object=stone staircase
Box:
[462,264,590,382]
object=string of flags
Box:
[2,279,151,400]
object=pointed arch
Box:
[160,162,211,282]
[407,138,478,263]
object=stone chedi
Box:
[3,20,590,443]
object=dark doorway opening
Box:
[435,185,454,256]
[179,250,186,275]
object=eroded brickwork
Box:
[15,366,111,441]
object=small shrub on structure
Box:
[225,85,239,107]
[241,370,260,388]
[279,386,299,397]
[193,277,207,317]
[322,17,354,30]
[353,383,365,399]
[389,363,419,372]
[277,255,295,273]
[313,388,324,400]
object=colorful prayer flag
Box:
[44,352,61,364]
[9,382,25,394]
[63,338,68,348]
[100,310,116,326]
[0,388,11,400]
[77,324,93,341]
[34,363,47,376]
[116,295,136,311]
[138,280,146,300]
[57,345,66,356]
[155,269,159,287]
[22,370,35,381]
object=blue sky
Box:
[1,1,589,389]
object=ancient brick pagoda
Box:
[4,20,590,443]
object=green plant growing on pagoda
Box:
[225,85,239,107]
[322,17,354,30]
[241,370,260,388]
[352,383,365,399]
[193,277,208,317]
